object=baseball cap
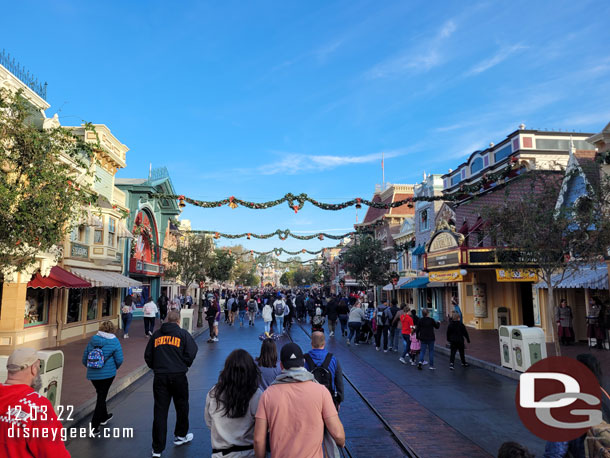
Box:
[280,343,304,369]
[7,348,41,372]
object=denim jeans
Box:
[389,326,400,349]
[419,340,435,367]
[122,313,133,334]
[338,315,348,334]
[239,310,246,325]
[347,322,361,343]
[276,315,284,333]
[401,333,411,358]
[264,321,271,333]
[144,317,155,335]
[375,325,389,350]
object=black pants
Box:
[91,377,114,428]
[207,318,215,337]
[450,342,466,365]
[152,372,190,453]
[375,325,389,350]
[144,317,156,335]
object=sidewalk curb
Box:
[65,323,208,430]
[435,345,520,381]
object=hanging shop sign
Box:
[428,231,460,253]
[495,269,538,282]
[429,270,463,282]
[473,283,488,318]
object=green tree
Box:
[481,170,610,356]
[280,271,294,286]
[208,249,235,284]
[341,235,393,290]
[165,234,213,291]
[0,89,97,273]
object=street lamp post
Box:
[390,271,399,303]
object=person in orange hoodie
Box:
[0,347,70,457]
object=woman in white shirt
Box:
[262,302,273,334]
[205,349,262,458]
[142,298,158,337]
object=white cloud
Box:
[365,19,457,79]
[465,44,527,76]
[255,149,405,176]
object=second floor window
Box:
[108,218,116,247]
[420,209,429,231]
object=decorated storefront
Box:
[424,229,542,332]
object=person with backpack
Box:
[447,311,471,370]
[374,299,392,352]
[143,297,159,337]
[273,294,286,334]
[121,294,136,339]
[387,299,401,351]
[326,296,339,337]
[336,296,350,337]
[304,332,344,408]
[247,296,258,326]
[82,320,124,434]
[206,298,219,343]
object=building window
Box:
[67,289,83,323]
[470,157,483,174]
[101,288,112,317]
[494,145,512,162]
[94,228,103,245]
[108,218,116,247]
[450,174,461,186]
[86,290,98,321]
[25,288,50,327]
[420,209,429,231]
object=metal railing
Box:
[0,49,47,100]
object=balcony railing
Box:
[0,49,47,100]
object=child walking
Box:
[409,329,421,365]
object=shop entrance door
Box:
[520,283,535,327]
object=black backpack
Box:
[304,353,335,399]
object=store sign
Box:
[427,252,460,268]
[496,269,538,282]
[428,231,459,253]
[429,270,463,282]
[71,243,88,258]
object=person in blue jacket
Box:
[303,331,344,408]
[82,320,124,434]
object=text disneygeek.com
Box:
[8,425,134,441]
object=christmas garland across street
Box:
[227,247,326,257]
[149,161,523,213]
[187,229,353,241]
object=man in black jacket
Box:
[145,310,198,458]
[158,293,169,321]
[416,308,440,371]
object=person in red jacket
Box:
[0,347,70,457]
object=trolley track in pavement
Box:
[288,322,421,458]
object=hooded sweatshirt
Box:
[144,322,198,374]
[82,331,124,380]
[0,383,70,457]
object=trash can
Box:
[180,308,194,335]
[0,351,64,411]
[38,350,64,411]
[499,325,527,370]
[496,307,511,328]
[511,327,546,372]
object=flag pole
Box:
[382,152,385,189]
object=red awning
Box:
[28,266,92,289]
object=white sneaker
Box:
[399,357,406,364]
[410,361,416,366]
[212,337,219,342]
[174,433,194,446]
[422,361,429,366]
[383,349,388,353]
[123,334,129,339]
[152,451,161,457]
[376,347,380,351]
[429,366,436,370]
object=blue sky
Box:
[3,1,610,260]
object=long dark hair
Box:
[211,349,260,418]
[256,338,278,368]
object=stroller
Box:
[311,306,326,333]
[356,319,374,344]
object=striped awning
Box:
[116,221,133,239]
[534,265,608,290]
[69,268,142,288]
[28,266,91,289]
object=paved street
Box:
[66,318,544,457]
